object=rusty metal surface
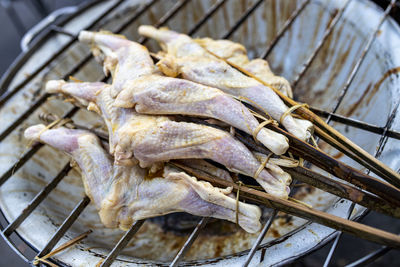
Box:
[0,0,399,266]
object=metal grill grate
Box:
[0,0,399,266]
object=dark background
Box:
[0,1,398,266]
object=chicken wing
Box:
[138,26,313,141]
[24,125,262,233]
[46,80,291,198]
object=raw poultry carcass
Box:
[24,125,262,233]
[115,75,290,155]
[78,30,289,155]
[46,81,291,199]
[195,38,293,98]
[138,26,313,141]
[78,31,156,98]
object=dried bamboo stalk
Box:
[151,53,400,201]
[233,132,400,218]
[283,166,400,218]
[213,55,400,188]
[39,117,400,247]
[56,117,400,212]
[171,162,400,249]
[267,124,400,207]
[313,125,386,178]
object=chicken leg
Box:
[78,30,289,155]
[24,125,262,233]
[138,26,313,141]
[46,80,291,198]
[114,74,289,155]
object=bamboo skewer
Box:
[43,113,400,213]
[208,54,400,188]
[171,162,400,249]
[284,166,400,219]
[178,114,400,208]
[38,115,400,250]
[233,132,400,218]
[267,124,400,207]
[312,125,388,179]
[150,53,400,197]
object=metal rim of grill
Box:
[0,0,399,266]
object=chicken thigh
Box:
[78,30,289,155]
[138,26,313,141]
[24,125,262,233]
[46,80,291,198]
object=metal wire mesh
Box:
[0,0,399,266]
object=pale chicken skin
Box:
[195,38,293,98]
[72,30,291,197]
[78,31,156,97]
[24,125,262,233]
[46,80,291,198]
[138,26,313,141]
[114,70,289,155]
[79,30,289,155]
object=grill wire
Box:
[0,0,399,266]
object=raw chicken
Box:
[113,71,289,155]
[175,159,234,183]
[24,125,262,233]
[79,30,289,155]
[138,26,313,141]
[46,80,291,198]
[79,30,156,97]
[195,38,293,98]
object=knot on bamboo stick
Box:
[252,119,276,143]
[254,153,273,179]
[280,103,309,124]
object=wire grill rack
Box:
[0,0,399,266]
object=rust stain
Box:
[270,228,281,238]
[345,66,400,117]
[311,6,325,47]
[337,42,351,67]
[323,33,354,97]
[271,0,277,37]
[347,188,364,203]
[344,83,372,117]
[293,185,315,200]
[308,229,320,242]
[222,3,229,33]
[214,244,223,257]
[326,9,339,29]
[243,0,249,39]
[366,66,400,106]
[332,151,344,159]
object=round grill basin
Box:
[0,0,399,266]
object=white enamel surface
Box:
[0,0,399,266]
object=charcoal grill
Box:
[0,0,400,266]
